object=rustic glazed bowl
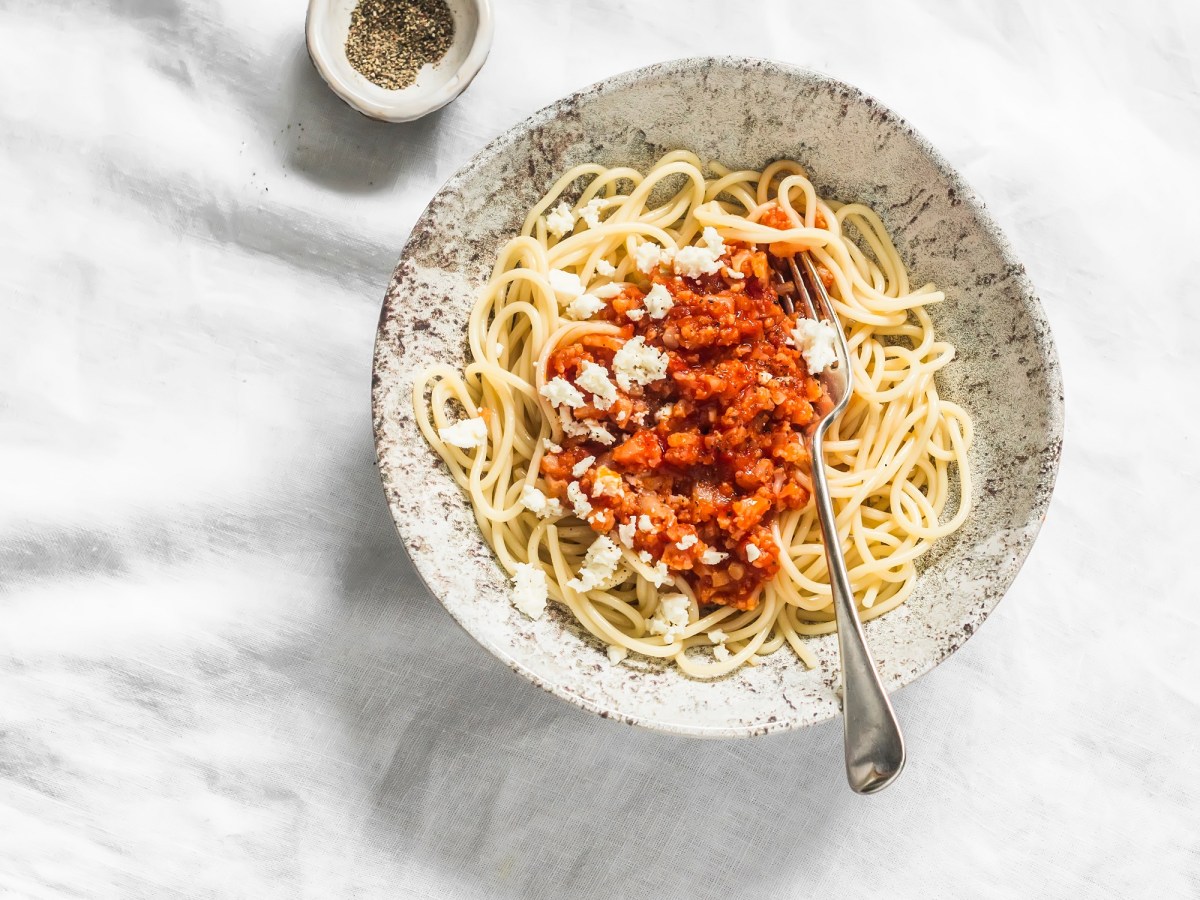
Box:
[372,58,1064,737]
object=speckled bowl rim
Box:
[371,57,1065,737]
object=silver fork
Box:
[777,254,906,794]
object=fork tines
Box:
[788,255,821,321]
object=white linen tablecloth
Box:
[2,1,1198,896]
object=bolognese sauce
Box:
[540,238,831,611]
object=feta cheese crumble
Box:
[654,404,673,423]
[634,241,673,273]
[791,318,839,375]
[591,470,623,498]
[567,536,622,593]
[675,533,698,551]
[566,293,606,321]
[579,197,605,229]
[606,645,628,665]
[595,258,616,277]
[511,563,548,619]
[637,514,654,532]
[625,308,645,322]
[545,202,576,238]
[672,226,727,278]
[745,543,761,562]
[438,417,488,449]
[612,336,669,391]
[700,549,728,565]
[643,283,674,320]
[560,414,615,445]
[566,481,593,517]
[520,484,563,519]
[575,361,617,409]
[590,282,623,299]
[541,376,586,409]
[548,268,584,302]
[707,629,727,644]
[572,455,596,478]
[648,593,691,643]
[542,439,562,453]
[758,371,773,384]
[712,643,731,662]
[617,519,637,548]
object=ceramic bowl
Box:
[372,58,1064,737]
[306,0,492,122]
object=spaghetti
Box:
[413,151,972,678]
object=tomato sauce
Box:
[541,238,829,610]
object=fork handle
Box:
[808,427,906,794]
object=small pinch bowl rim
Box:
[305,0,494,123]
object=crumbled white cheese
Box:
[520,484,563,519]
[647,562,672,586]
[493,341,505,357]
[635,241,673,273]
[638,550,653,563]
[607,645,628,665]
[701,226,725,252]
[626,308,645,322]
[560,413,615,445]
[712,643,731,662]
[511,563,548,619]
[643,283,674,320]
[700,549,728,565]
[654,404,673,423]
[567,536,622,593]
[612,336,669,391]
[566,293,606,321]
[548,268,584,302]
[758,371,773,384]
[673,227,727,278]
[707,629,727,644]
[617,519,637,548]
[590,282,623,299]
[575,361,618,410]
[648,593,690,643]
[745,543,761,562]
[792,318,839,374]
[675,533,698,551]
[579,197,605,229]
[595,258,616,277]
[566,481,593,517]
[545,202,576,238]
[637,514,654,532]
[591,471,623,498]
[541,377,586,409]
[438,417,488,449]
[542,439,562,453]
[572,455,596,478]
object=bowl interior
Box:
[307,0,484,120]
[372,58,1063,737]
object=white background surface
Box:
[2,1,1198,897]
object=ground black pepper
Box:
[345,0,455,91]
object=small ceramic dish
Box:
[372,58,1064,737]
[306,0,493,122]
